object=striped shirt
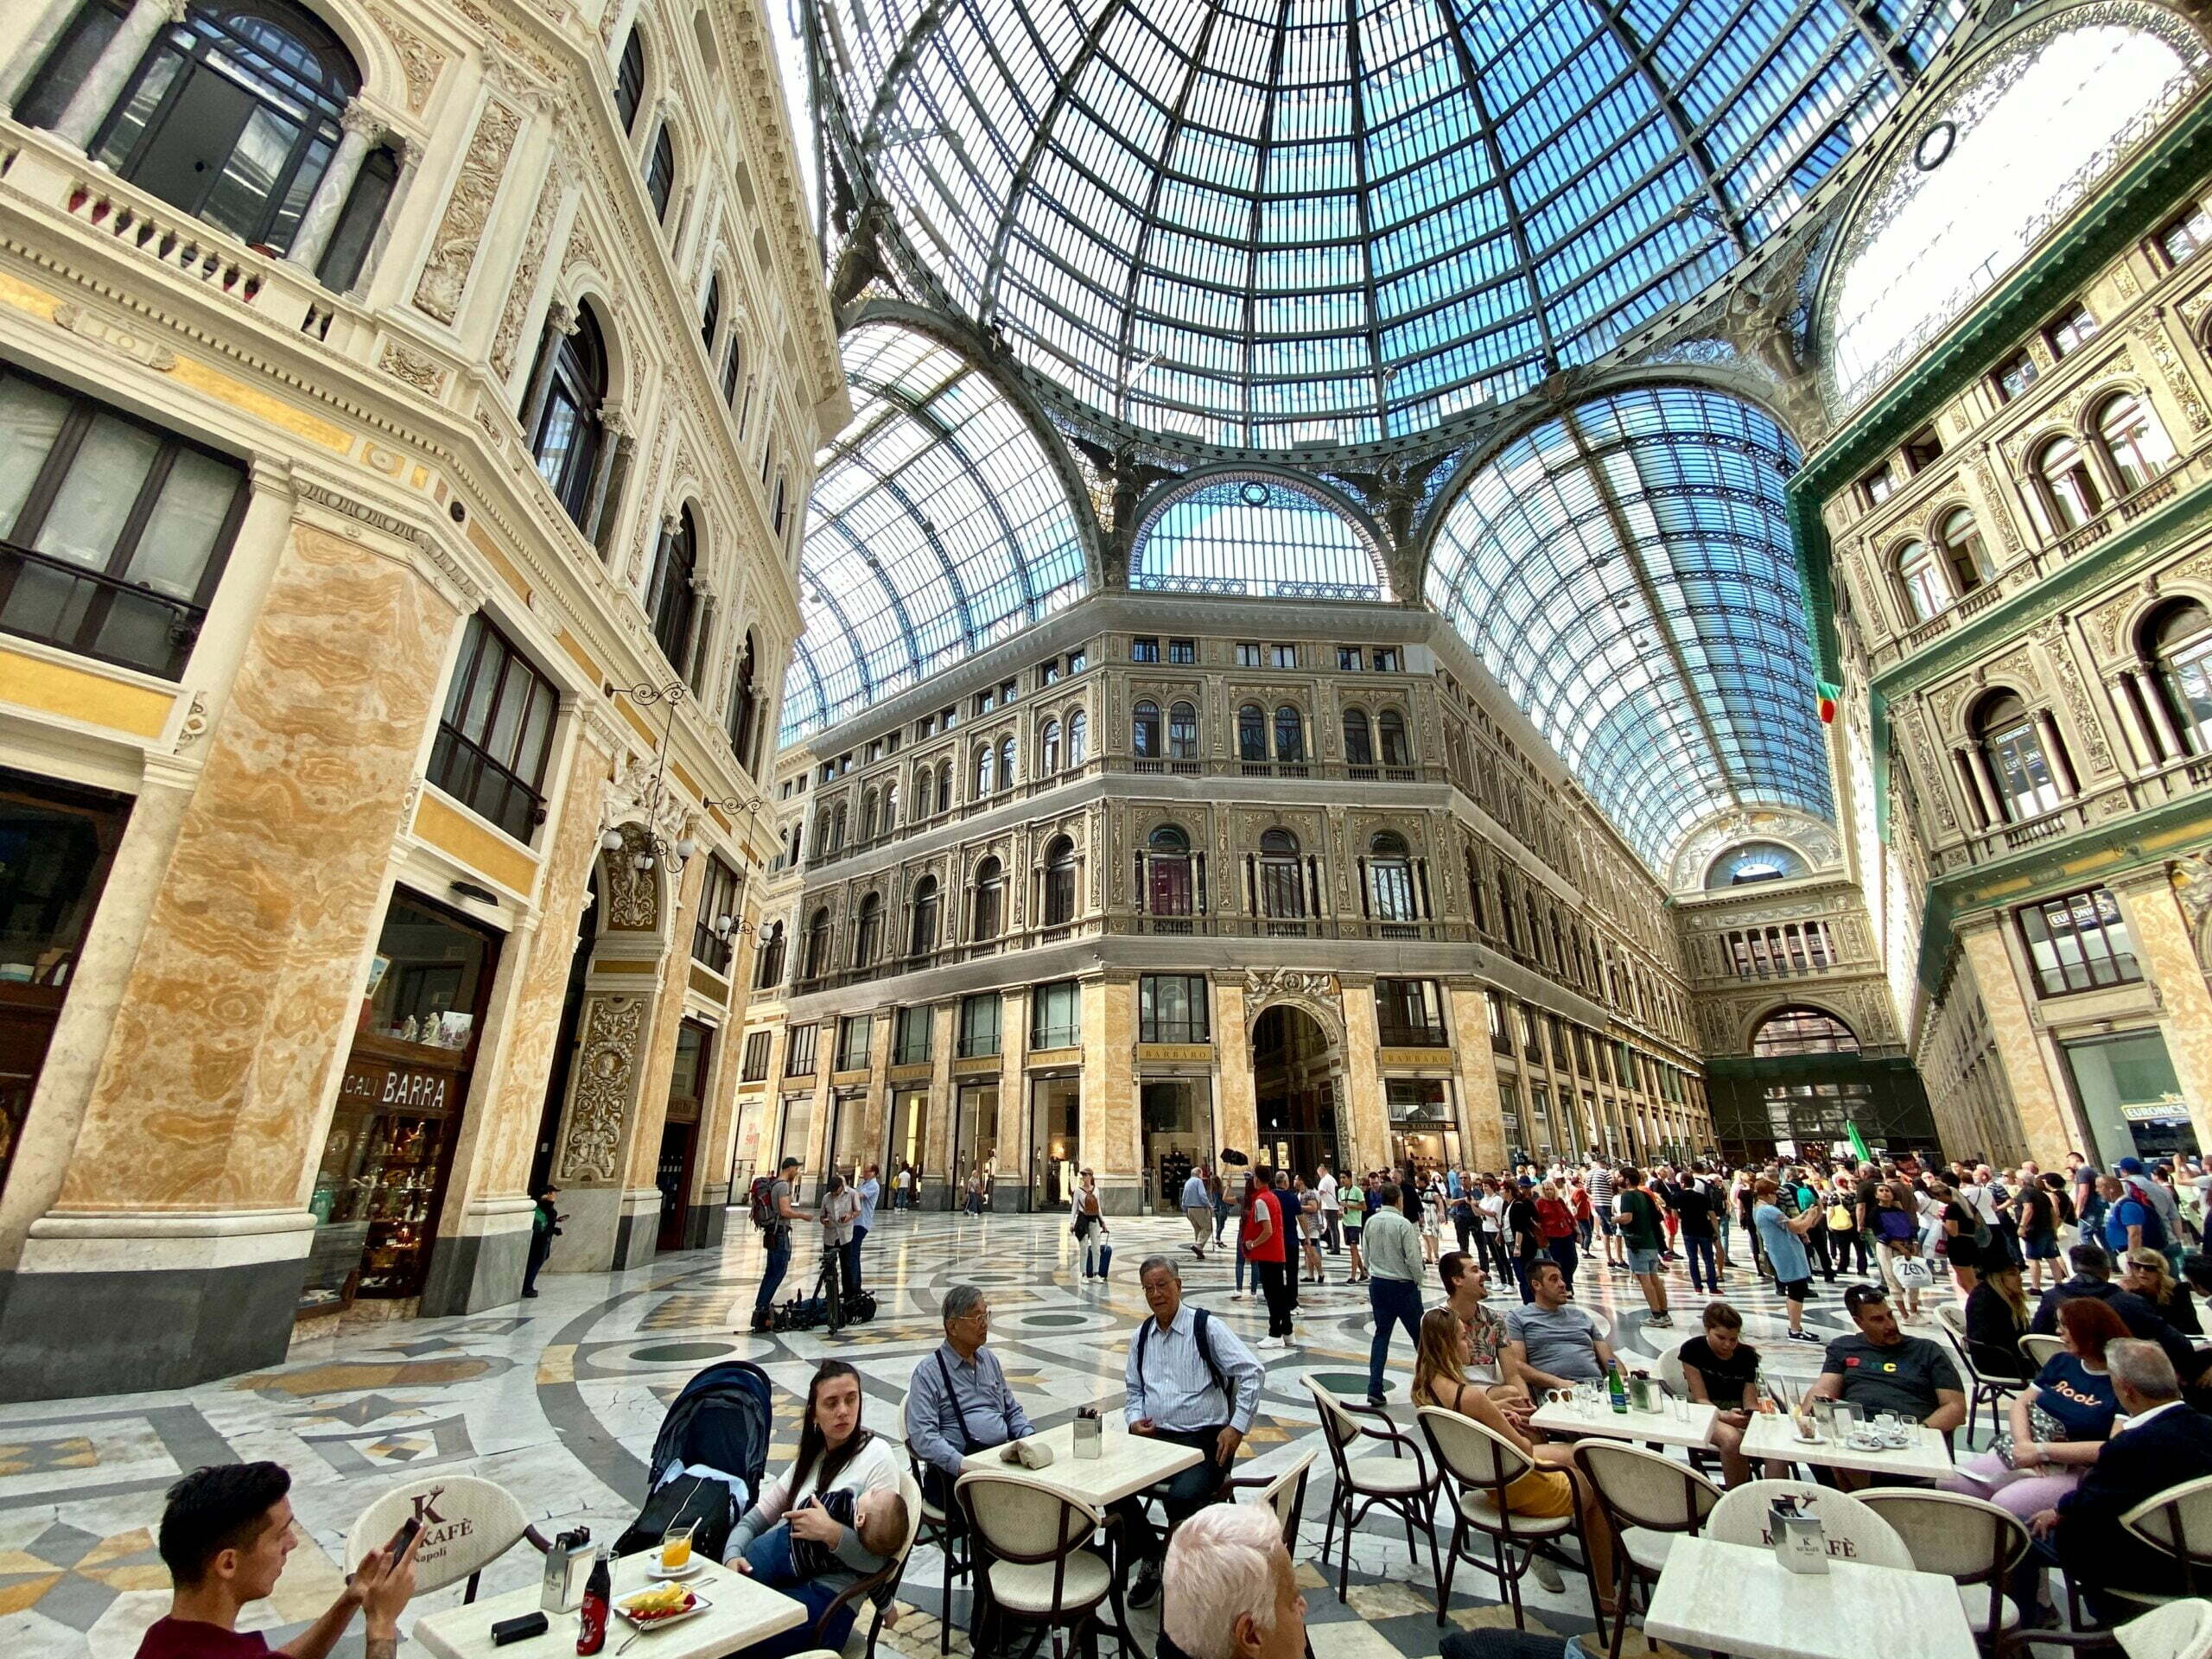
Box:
[1586,1167,1614,1211]
[1124,1304,1263,1433]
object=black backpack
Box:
[1135,1308,1230,1404]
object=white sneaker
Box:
[1529,1555,1565,1594]
[1256,1336,1283,1351]
[1231,1292,1249,1301]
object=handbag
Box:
[1827,1203,1853,1232]
[1894,1253,1933,1288]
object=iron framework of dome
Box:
[812,0,1969,449]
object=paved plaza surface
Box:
[0,1208,1873,1657]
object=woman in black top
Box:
[1964,1261,2034,1382]
[2014,1179,2062,1293]
[1931,1179,1984,1294]
[2123,1249,2202,1337]
[1677,1301,1771,1487]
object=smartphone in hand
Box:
[382,1516,423,1574]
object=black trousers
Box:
[1113,1425,1230,1563]
[1254,1260,1294,1336]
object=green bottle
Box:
[1607,1360,1629,1414]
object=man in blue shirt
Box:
[904,1285,1033,1515]
[2099,1174,2158,1258]
[1752,1176,1825,1345]
[1121,1256,1264,1607]
[849,1164,881,1295]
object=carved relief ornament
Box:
[558,994,645,1182]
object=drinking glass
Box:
[660,1522,696,1573]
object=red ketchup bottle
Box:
[576,1545,612,1654]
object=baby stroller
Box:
[613,1359,772,1561]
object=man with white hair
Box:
[1160,1503,1306,1659]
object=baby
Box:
[752,1486,908,1581]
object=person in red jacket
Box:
[1535,1179,1580,1293]
[1243,1169,1294,1349]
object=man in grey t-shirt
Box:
[1503,1259,1616,1390]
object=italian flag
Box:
[1816,678,1842,724]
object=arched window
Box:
[1237,703,1266,761]
[2036,435,2103,531]
[813,809,831,858]
[881,783,897,831]
[645,505,699,673]
[801,906,831,981]
[1377,709,1411,766]
[753,919,785,988]
[972,744,994,798]
[1147,824,1192,916]
[2096,392,2176,494]
[1751,1006,1860,1057]
[1937,507,1987,596]
[1257,829,1305,918]
[644,123,677,223]
[972,855,1004,940]
[853,892,882,966]
[772,472,789,538]
[1167,701,1198,760]
[1042,836,1077,926]
[726,630,760,772]
[1066,710,1088,768]
[29,0,361,257]
[614,27,646,131]
[531,304,608,531]
[996,734,1016,791]
[1897,539,1947,622]
[1039,717,1062,774]
[1273,705,1305,763]
[910,874,940,957]
[1465,849,1489,932]
[1977,692,2063,822]
[721,334,744,407]
[858,791,878,843]
[700,274,721,351]
[1367,831,1415,921]
[935,759,952,810]
[1343,708,1373,766]
[2152,600,2212,756]
[1133,700,1160,758]
[913,765,934,819]
[830,802,848,850]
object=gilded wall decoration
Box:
[2173,854,2212,963]
[601,822,659,931]
[2135,312,2210,433]
[2032,620,2115,774]
[2091,588,2143,658]
[490,168,565,383]
[367,3,444,112]
[559,994,645,1182]
[414,95,523,324]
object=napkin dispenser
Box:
[1074,1408,1102,1460]
[542,1526,594,1613]
[1001,1438,1057,1471]
[1627,1374,1655,1414]
[1770,1498,1828,1575]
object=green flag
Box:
[1846,1121,1871,1163]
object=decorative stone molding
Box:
[2135,310,2210,434]
[490,168,566,383]
[413,94,524,324]
[367,3,445,112]
[2174,854,2212,960]
[379,340,445,395]
[2032,620,2116,775]
[601,821,660,931]
[1241,969,1343,1042]
[50,302,175,370]
[559,994,645,1182]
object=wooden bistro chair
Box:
[900,1395,969,1655]
[1862,1488,2031,1654]
[1572,1440,1721,1659]
[954,1468,1127,1659]
[1416,1405,1599,1640]
[2018,1333,2066,1372]
[1227,1447,1317,1554]
[1303,1377,1440,1603]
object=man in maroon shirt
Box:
[137,1462,417,1658]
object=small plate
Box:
[646,1559,703,1581]
[1845,1432,1888,1452]
[617,1588,710,1630]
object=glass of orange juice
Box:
[660,1522,695,1573]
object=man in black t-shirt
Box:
[1675,1301,1770,1487]
[1673,1166,1719,1294]
[1810,1287,1967,1485]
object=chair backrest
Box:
[2112,1599,2212,1659]
[2018,1332,2065,1371]
[2121,1472,2212,1583]
[343,1476,533,1596]
[1573,1441,1720,1536]
[1655,1343,1688,1398]
[1859,1489,2028,1584]
[1930,1303,1989,1381]
[1248,1449,1316,1551]
[1706,1480,1910,1569]
[953,1470,1101,1568]
[1301,1376,1367,1464]
[1414,1405,1533,1493]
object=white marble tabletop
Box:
[963,1420,1205,1509]
[1527,1392,1716,1450]
[1642,1535,1978,1659]
[1739,1411,1954,1480]
[412,1554,808,1659]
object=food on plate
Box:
[620,1582,696,1622]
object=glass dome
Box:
[820,0,1967,448]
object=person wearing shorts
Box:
[1615,1166,1672,1329]
[1752,1176,1824,1345]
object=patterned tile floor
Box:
[0,1211,1893,1657]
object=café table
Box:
[412,1553,808,1659]
[1739,1411,1954,1481]
[1527,1389,1717,1452]
[961,1419,1205,1509]
[1642,1535,1978,1659]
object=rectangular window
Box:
[1902,428,1942,472]
[1037,660,1060,687]
[1139,974,1210,1044]
[429,613,562,841]
[894,1005,932,1065]
[1130,637,1160,663]
[1031,980,1080,1049]
[741,1028,772,1082]
[1338,645,1363,671]
[1236,642,1262,666]
[1486,988,1511,1054]
[974,689,995,714]
[1859,461,1895,507]
[957,993,1001,1058]
[0,362,249,680]
[835,1014,870,1071]
[2019,887,2143,996]
[1167,638,1196,664]
[1067,648,1088,673]
[785,1022,819,1077]
[940,705,957,729]
[690,855,741,973]
[1000,679,1018,703]
[1373,648,1401,671]
[1520,1004,1542,1063]
[1376,978,1447,1046]
[1268,643,1296,668]
[2158,205,2212,266]
[867,740,884,762]
[2047,303,2098,358]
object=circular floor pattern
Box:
[626,1341,737,1363]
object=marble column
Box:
[2035,711,2077,796]
[1081,977,1141,1214]
[0,522,462,1402]
[1213,976,1259,1165]
[53,0,177,150]
[1955,914,2079,1168]
[518,303,576,441]
[1965,746,2005,826]
[925,1001,957,1209]
[286,101,381,275]
[1,0,91,112]
[2107,675,2159,772]
[995,987,1029,1212]
[2107,867,2212,1155]
[1338,977,1389,1174]
[2133,669,2186,762]
[860,1007,893,1173]
[611,849,706,1267]
[1448,985,1509,1170]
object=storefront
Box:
[0,772,128,1206]
[1141,1076,1215,1212]
[1029,1072,1078,1212]
[825,1086,867,1179]
[2063,1029,2195,1165]
[1387,1077,1460,1178]
[776,1092,812,1194]
[301,893,499,1322]
[887,1085,930,1200]
[952,1077,1001,1208]
[656,1020,710,1252]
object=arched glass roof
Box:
[1427,384,1834,868]
[1132,474,1389,597]
[783,322,1089,740]
[819,0,1967,448]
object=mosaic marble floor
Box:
[0,1210,1894,1658]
